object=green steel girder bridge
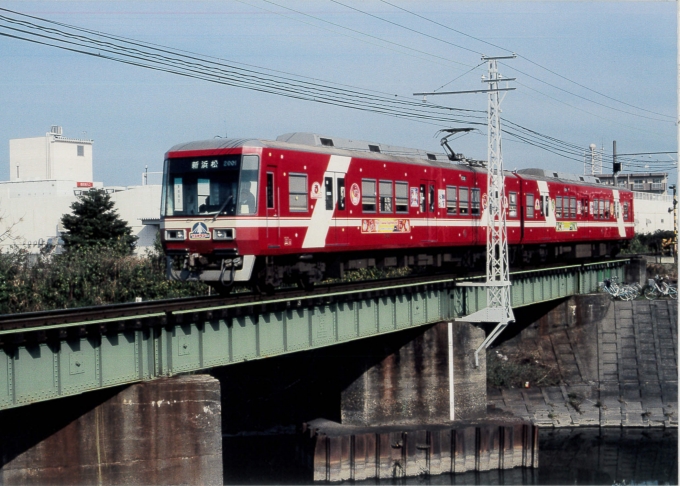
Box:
[0,259,629,411]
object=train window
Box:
[582,198,588,216]
[570,197,576,218]
[605,200,610,219]
[459,188,469,215]
[592,199,598,219]
[526,193,534,218]
[509,192,517,217]
[266,173,275,209]
[446,186,457,215]
[362,179,377,212]
[380,180,393,213]
[395,182,408,213]
[337,178,345,210]
[556,196,562,218]
[429,185,435,213]
[419,184,426,213]
[237,155,259,215]
[325,177,334,211]
[614,201,620,219]
[599,199,605,219]
[623,201,629,220]
[471,188,480,215]
[289,173,308,212]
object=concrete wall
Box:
[633,195,674,233]
[0,181,161,254]
[9,134,93,183]
[0,375,223,485]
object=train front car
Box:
[160,139,263,292]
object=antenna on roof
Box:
[436,128,474,162]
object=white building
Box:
[10,126,93,183]
[632,191,675,234]
[2,127,161,255]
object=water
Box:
[222,427,678,485]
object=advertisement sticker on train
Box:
[350,183,361,206]
[189,222,211,240]
[438,189,446,209]
[310,182,323,199]
[556,222,578,232]
[410,188,419,207]
[361,219,411,234]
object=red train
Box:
[160,132,634,291]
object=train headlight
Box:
[213,228,235,240]
[165,229,186,241]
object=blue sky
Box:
[0,1,676,187]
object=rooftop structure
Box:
[9,126,93,183]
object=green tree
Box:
[61,189,137,253]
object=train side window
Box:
[623,201,629,220]
[362,179,377,212]
[325,177,334,211]
[605,199,610,219]
[266,173,275,209]
[592,199,598,219]
[380,180,393,213]
[459,187,469,215]
[429,185,435,213]
[446,186,457,215]
[395,181,408,213]
[614,201,620,219]
[556,196,562,218]
[508,192,517,217]
[526,193,534,218]
[289,173,308,212]
[582,198,588,216]
[419,184,426,213]
[337,178,345,210]
[471,188,480,215]
[570,197,576,218]
[599,199,605,219]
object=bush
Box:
[0,244,209,314]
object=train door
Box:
[265,165,280,247]
[325,172,348,245]
[420,179,437,242]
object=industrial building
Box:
[1,126,161,254]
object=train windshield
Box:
[162,154,259,217]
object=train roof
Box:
[166,133,616,189]
[166,132,488,173]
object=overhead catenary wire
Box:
[0,7,673,174]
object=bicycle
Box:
[643,275,678,300]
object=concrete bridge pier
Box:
[341,321,488,425]
[0,375,222,485]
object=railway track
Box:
[0,257,633,336]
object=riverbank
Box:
[487,295,677,428]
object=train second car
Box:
[160,133,634,292]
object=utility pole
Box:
[414,54,516,367]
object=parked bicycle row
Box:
[599,275,677,301]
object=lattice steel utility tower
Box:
[414,55,516,367]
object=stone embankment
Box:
[488,295,678,428]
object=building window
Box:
[395,182,408,213]
[362,179,376,212]
[446,186,457,215]
[289,173,308,211]
[77,145,84,157]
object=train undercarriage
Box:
[167,240,623,295]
